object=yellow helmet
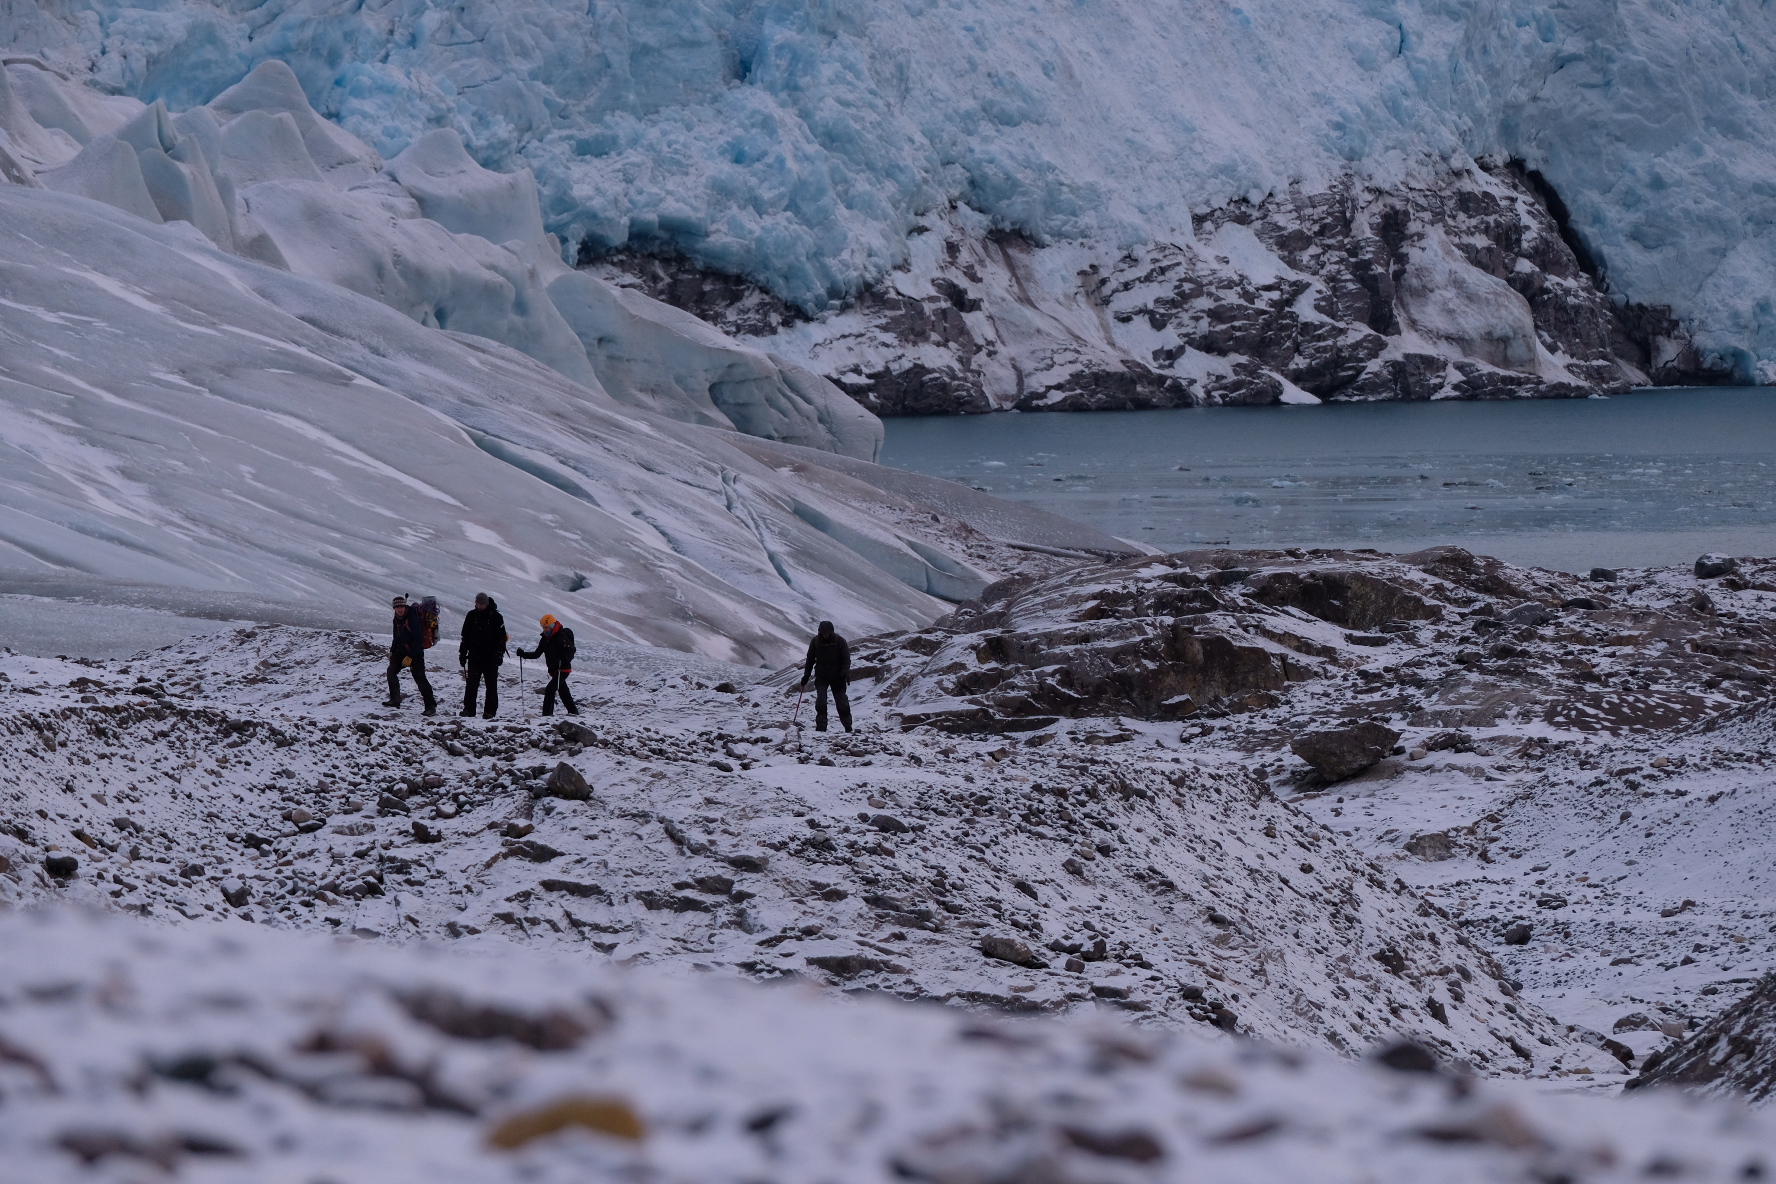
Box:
[539,614,558,629]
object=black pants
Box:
[815,677,851,732]
[541,670,577,716]
[386,652,435,710]
[462,661,500,717]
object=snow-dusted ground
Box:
[5,912,1774,1184]
[0,624,1612,1077]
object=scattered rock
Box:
[220,880,249,908]
[412,821,443,844]
[1375,1040,1440,1073]
[540,763,591,801]
[509,840,563,863]
[1424,730,1473,753]
[1372,947,1407,974]
[1059,1126,1165,1163]
[1612,1012,1657,1033]
[805,953,907,979]
[714,682,738,693]
[1695,554,1740,579]
[280,807,313,825]
[1402,832,1457,861]
[1501,603,1553,628]
[43,855,77,879]
[1291,721,1401,781]
[1588,567,1618,581]
[724,853,770,872]
[377,793,410,815]
[692,875,735,895]
[867,814,910,834]
[486,1095,646,1148]
[1535,893,1568,910]
[538,879,605,898]
[1502,922,1533,945]
[980,935,1048,968]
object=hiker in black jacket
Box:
[800,620,852,733]
[517,614,578,716]
[458,592,507,718]
[385,595,436,715]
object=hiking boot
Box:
[459,710,476,717]
[382,699,400,708]
[421,705,437,717]
[566,708,580,716]
[482,712,497,720]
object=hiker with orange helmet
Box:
[517,613,578,716]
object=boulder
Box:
[1588,567,1618,581]
[1695,554,1740,579]
[980,935,1048,968]
[1290,721,1401,781]
[220,879,250,908]
[43,854,77,879]
[542,763,591,801]
[1402,831,1457,861]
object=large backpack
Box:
[415,596,440,649]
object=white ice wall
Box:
[9,0,1773,379]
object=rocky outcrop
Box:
[1629,974,1776,1102]
[588,163,1723,415]
[831,547,1776,736]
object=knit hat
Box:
[391,595,408,608]
[540,614,558,629]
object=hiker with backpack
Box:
[385,594,438,715]
[800,620,852,733]
[459,592,507,718]
[517,614,578,717]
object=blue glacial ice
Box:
[7,1,1774,379]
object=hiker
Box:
[385,595,437,715]
[517,613,578,716]
[800,620,852,733]
[458,592,507,718]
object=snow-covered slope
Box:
[7,0,1772,398]
[5,912,1772,1184]
[0,627,1612,1075]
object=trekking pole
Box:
[519,656,528,719]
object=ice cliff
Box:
[5,0,1772,409]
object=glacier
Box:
[6,0,1774,394]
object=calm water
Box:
[879,388,1776,572]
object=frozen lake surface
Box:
[880,388,1776,572]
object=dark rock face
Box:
[1291,722,1401,782]
[1629,974,1776,1101]
[845,545,1776,739]
[587,165,1722,416]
